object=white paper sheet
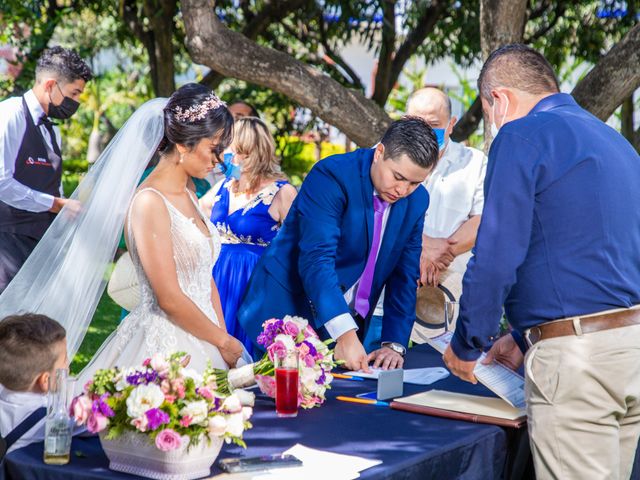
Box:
[208,444,380,480]
[426,331,526,409]
[345,367,450,385]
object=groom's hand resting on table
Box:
[368,347,404,370]
[219,335,244,367]
[335,330,371,372]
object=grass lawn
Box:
[70,292,122,375]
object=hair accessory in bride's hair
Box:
[174,93,226,123]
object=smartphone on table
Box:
[218,453,302,473]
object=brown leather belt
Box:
[524,307,640,347]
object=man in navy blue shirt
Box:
[443,44,640,478]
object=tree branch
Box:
[385,0,448,99]
[318,12,364,91]
[371,0,397,106]
[200,0,306,90]
[572,23,640,121]
[451,97,482,142]
[183,0,390,146]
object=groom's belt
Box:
[524,305,640,347]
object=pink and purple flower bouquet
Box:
[219,316,339,409]
[71,352,253,451]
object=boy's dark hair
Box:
[35,46,93,84]
[478,43,559,104]
[380,116,439,170]
[0,313,66,391]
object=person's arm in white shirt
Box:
[324,313,358,340]
[0,103,55,212]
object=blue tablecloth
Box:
[4,345,528,479]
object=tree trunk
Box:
[182,0,390,147]
[144,0,177,96]
[479,0,528,150]
[572,23,640,123]
[621,94,634,144]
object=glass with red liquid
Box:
[275,350,299,417]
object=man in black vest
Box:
[0,47,92,293]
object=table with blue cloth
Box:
[0,345,554,479]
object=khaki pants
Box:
[525,324,640,479]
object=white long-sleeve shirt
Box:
[0,89,62,212]
[0,384,47,454]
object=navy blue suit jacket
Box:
[238,148,429,349]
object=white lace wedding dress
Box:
[79,187,228,383]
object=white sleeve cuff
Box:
[324,313,358,340]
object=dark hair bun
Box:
[159,83,234,155]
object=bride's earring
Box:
[179,152,184,164]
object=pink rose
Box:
[142,358,151,367]
[171,379,185,399]
[132,415,149,432]
[83,380,94,392]
[179,415,192,428]
[198,387,213,400]
[70,395,93,425]
[160,379,171,394]
[263,318,278,328]
[267,340,287,363]
[255,375,276,398]
[304,354,316,368]
[297,342,310,357]
[304,325,319,339]
[164,394,176,404]
[86,412,108,433]
[283,321,299,337]
[155,429,182,452]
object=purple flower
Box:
[302,340,317,357]
[145,408,170,431]
[92,394,115,418]
[126,369,159,386]
[316,370,326,385]
[126,371,144,386]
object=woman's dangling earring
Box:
[179,152,184,164]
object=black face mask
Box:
[48,83,80,120]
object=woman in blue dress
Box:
[210,117,297,356]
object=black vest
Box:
[0,98,62,239]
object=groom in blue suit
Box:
[238,118,439,371]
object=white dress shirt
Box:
[324,191,392,340]
[0,89,61,212]
[372,141,487,316]
[0,384,47,454]
[423,140,487,273]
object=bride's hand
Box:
[219,334,244,367]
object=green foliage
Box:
[279,137,345,186]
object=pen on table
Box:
[332,373,365,381]
[336,396,389,407]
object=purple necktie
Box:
[354,195,388,318]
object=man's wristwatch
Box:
[381,341,406,357]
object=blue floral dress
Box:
[210,178,289,356]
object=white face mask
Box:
[490,94,509,138]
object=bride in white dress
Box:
[0,84,244,378]
[80,84,244,379]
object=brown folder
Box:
[390,390,527,428]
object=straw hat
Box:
[107,252,140,311]
[411,269,463,343]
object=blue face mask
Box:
[220,152,241,180]
[433,128,447,150]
